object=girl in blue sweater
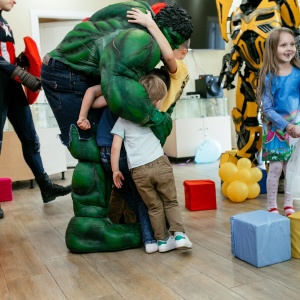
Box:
[257,27,300,216]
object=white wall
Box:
[4,0,230,96]
[184,0,300,148]
[5,0,299,149]
[183,0,241,147]
[4,0,237,86]
[3,0,125,54]
[0,0,243,149]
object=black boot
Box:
[0,205,4,219]
[35,173,72,203]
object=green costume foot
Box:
[66,216,141,253]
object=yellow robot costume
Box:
[216,0,300,164]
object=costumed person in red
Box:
[0,0,71,213]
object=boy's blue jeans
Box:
[100,146,156,245]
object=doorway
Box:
[31,10,92,167]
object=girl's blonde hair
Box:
[257,27,300,121]
[139,75,167,104]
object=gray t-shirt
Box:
[111,117,164,169]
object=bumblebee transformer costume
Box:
[216,0,300,163]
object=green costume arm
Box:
[51,1,154,78]
[100,28,172,145]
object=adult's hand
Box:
[16,52,30,69]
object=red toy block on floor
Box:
[183,180,216,211]
[0,178,13,202]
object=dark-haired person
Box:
[0,0,71,205]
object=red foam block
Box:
[183,180,216,211]
[0,178,13,202]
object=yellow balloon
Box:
[218,162,238,183]
[236,169,252,183]
[249,167,263,183]
[247,182,260,199]
[227,180,249,202]
[221,181,229,197]
[237,158,252,170]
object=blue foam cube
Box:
[230,210,291,267]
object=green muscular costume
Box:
[41,1,193,253]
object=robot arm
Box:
[215,0,234,42]
[219,46,242,90]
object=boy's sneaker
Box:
[158,236,176,253]
[174,232,192,250]
[145,242,158,254]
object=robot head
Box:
[230,0,282,68]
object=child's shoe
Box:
[145,242,158,254]
[268,207,279,214]
[174,232,192,250]
[284,206,295,217]
[158,236,176,253]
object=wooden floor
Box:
[1,161,300,300]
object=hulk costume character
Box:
[41,0,193,253]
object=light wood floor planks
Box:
[1,161,300,300]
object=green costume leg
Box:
[65,126,142,253]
